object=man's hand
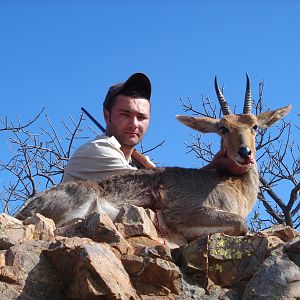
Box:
[203,149,251,176]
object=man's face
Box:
[104,95,150,147]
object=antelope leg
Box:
[164,207,248,240]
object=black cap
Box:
[103,73,151,110]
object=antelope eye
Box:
[219,126,229,134]
[252,124,258,131]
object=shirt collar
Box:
[107,135,121,149]
[101,134,133,163]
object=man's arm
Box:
[62,135,138,183]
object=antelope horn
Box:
[243,73,252,114]
[214,76,232,115]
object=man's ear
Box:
[176,115,220,133]
[257,105,292,128]
[104,109,110,125]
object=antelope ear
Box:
[176,115,220,133]
[256,105,292,128]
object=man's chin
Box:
[122,139,141,147]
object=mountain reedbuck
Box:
[15,76,291,240]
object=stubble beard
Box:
[119,133,142,147]
[108,126,141,147]
[106,119,144,148]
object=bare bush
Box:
[0,110,90,214]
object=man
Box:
[63,72,250,183]
[63,72,154,183]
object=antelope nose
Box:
[238,146,251,159]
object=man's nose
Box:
[129,116,138,127]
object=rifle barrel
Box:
[81,107,106,132]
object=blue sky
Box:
[1,1,299,220]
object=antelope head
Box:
[177,75,291,170]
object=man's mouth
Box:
[125,132,138,137]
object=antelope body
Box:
[15,76,291,240]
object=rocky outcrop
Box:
[0,209,299,299]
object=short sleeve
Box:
[62,135,137,182]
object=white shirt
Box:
[62,134,138,183]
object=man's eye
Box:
[219,126,229,134]
[137,115,148,121]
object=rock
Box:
[176,233,271,288]
[115,205,160,241]
[207,233,269,287]
[54,217,83,237]
[140,257,182,294]
[122,254,182,296]
[134,243,173,262]
[204,285,244,300]
[126,235,164,250]
[0,213,299,299]
[284,236,300,267]
[121,254,145,277]
[0,239,64,299]
[261,224,299,242]
[180,277,207,300]
[139,296,175,300]
[175,236,209,287]
[0,213,33,249]
[55,212,131,255]
[0,251,5,267]
[265,235,285,251]
[81,211,130,255]
[243,249,300,300]
[122,238,182,296]
[44,236,139,299]
[23,213,56,241]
